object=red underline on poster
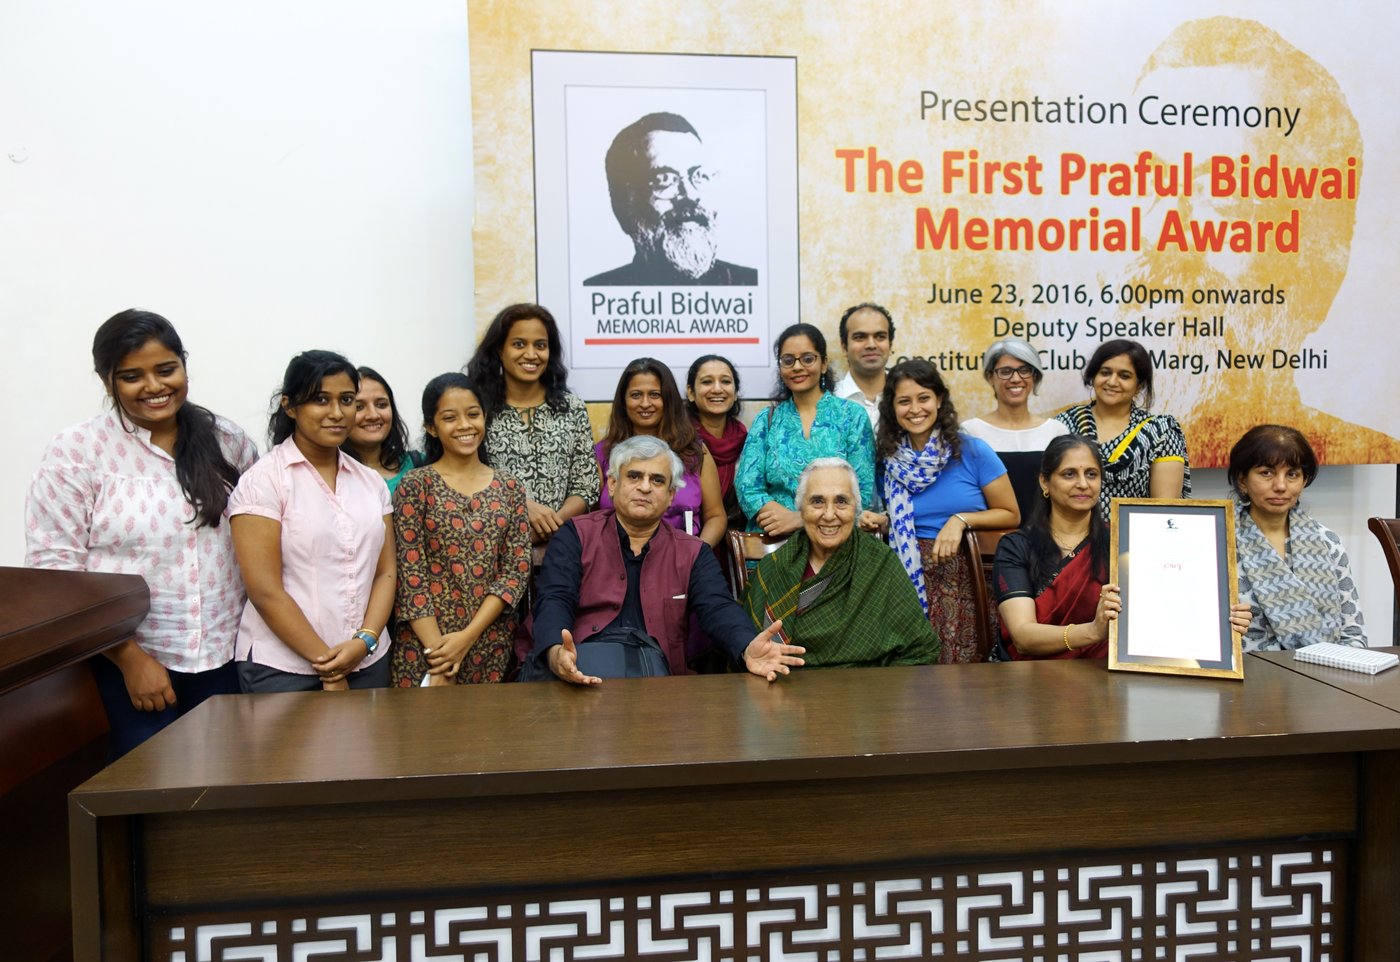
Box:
[584,337,762,345]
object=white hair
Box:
[795,457,861,514]
[607,434,686,492]
[981,337,1045,392]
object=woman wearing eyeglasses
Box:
[962,338,1068,521]
[963,338,1069,450]
[735,323,875,536]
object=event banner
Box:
[469,1,1399,465]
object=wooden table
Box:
[72,657,1400,960]
[1252,646,1400,712]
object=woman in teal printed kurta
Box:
[736,323,876,535]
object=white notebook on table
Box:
[1293,642,1398,675]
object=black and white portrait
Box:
[584,112,757,287]
[533,50,797,399]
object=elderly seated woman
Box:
[1230,424,1366,650]
[742,457,939,668]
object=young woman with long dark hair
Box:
[862,359,1019,663]
[344,366,420,495]
[686,354,747,530]
[390,373,532,686]
[464,303,599,543]
[25,309,257,757]
[734,323,875,536]
[230,351,396,691]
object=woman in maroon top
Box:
[686,354,748,530]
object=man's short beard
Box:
[632,207,718,279]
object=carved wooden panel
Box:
[154,841,1341,961]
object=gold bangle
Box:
[956,513,972,530]
[1062,624,1072,652]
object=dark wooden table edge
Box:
[69,723,1400,818]
[1247,648,1400,715]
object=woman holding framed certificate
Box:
[992,436,1119,659]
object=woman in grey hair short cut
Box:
[962,337,1068,452]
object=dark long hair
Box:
[92,309,242,529]
[769,322,836,401]
[268,350,359,446]
[684,353,742,421]
[465,303,571,419]
[420,372,490,466]
[602,358,704,472]
[1021,435,1109,589]
[342,366,410,472]
[875,359,961,461]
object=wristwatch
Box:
[353,628,380,654]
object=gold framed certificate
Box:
[1108,499,1243,680]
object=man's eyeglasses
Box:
[648,167,714,199]
[993,365,1035,381]
[778,353,821,369]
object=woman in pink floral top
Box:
[25,309,257,758]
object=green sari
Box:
[742,530,939,668]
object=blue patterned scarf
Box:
[882,435,952,613]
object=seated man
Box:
[743,458,940,668]
[528,434,803,685]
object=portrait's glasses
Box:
[993,365,1035,381]
[648,167,715,198]
[778,353,820,369]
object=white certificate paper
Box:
[1124,512,1222,661]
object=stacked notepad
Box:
[1294,643,1399,675]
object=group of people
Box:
[24,303,1368,758]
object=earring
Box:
[1041,489,1049,498]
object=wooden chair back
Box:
[960,527,1016,662]
[724,530,786,599]
[1367,517,1400,604]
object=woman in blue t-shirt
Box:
[859,359,1019,663]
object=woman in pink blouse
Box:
[230,351,397,691]
[25,309,257,758]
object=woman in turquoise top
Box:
[344,366,421,494]
[736,323,876,535]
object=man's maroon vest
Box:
[571,510,703,674]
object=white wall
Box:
[1,0,475,561]
[3,2,1394,645]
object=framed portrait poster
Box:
[1108,499,1244,680]
[532,50,799,401]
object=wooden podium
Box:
[71,654,1400,960]
[0,567,147,962]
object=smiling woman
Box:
[735,323,876,536]
[24,309,258,758]
[1055,338,1190,521]
[596,358,726,547]
[228,351,396,692]
[344,366,421,494]
[464,303,600,544]
[389,373,531,686]
[864,360,1019,663]
[741,458,938,669]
